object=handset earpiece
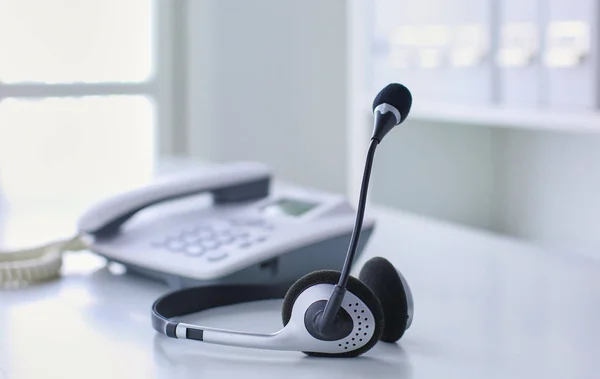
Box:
[281,270,384,357]
[359,257,413,342]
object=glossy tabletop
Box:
[1,202,599,379]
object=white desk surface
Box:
[2,202,600,379]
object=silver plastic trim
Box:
[175,324,187,339]
[374,103,401,125]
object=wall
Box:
[370,120,495,229]
[186,0,349,193]
[371,121,600,260]
[492,129,600,260]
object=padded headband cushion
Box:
[281,270,384,358]
[359,257,408,342]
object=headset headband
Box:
[152,283,292,338]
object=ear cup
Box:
[282,270,384,358]
[359,257,409,342]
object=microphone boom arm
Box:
[319,138,379,332]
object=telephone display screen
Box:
[261,198,317,217]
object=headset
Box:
[152,83,414,357]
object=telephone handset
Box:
[78,162,271,237]
[1,162,375,288]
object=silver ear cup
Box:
[287,284,377,354]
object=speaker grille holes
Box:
[336,296,374,352]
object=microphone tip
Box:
[372,83,412,123]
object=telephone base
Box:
[98,229,373,290]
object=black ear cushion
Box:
[281,270,384,358]
[359,257,408,342]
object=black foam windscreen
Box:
[282,270,384,358]
[372,83,412,123]
[359,257,408,342]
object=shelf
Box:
[409,104,600,133]
[359,92,600,133]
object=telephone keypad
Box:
[151,218,273,261]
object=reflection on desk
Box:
[2,207,600,379]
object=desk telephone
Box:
[1,162,375,287]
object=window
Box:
[0,0,170,206]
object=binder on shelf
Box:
[370,0,496,106]
[370,0,438,103]
[442,0,494,106]
[496,1,542,108]
[544,0,598,110]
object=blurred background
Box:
[0,0,599,260]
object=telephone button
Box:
[206,251,228,262]
[229,218,270,228]
[228,227,244,234]
[151,239,167,247]
[183,234,200,243]
[184,245,204,256]
[198,231,214,239]
[245,219,265,226]
[211,222,232,233]
[218,235,235,244]
[201,240,219,250]
[196,225,213,233]
[237,242,253,249]
[166,240,185,252]
[183,226,199,234]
